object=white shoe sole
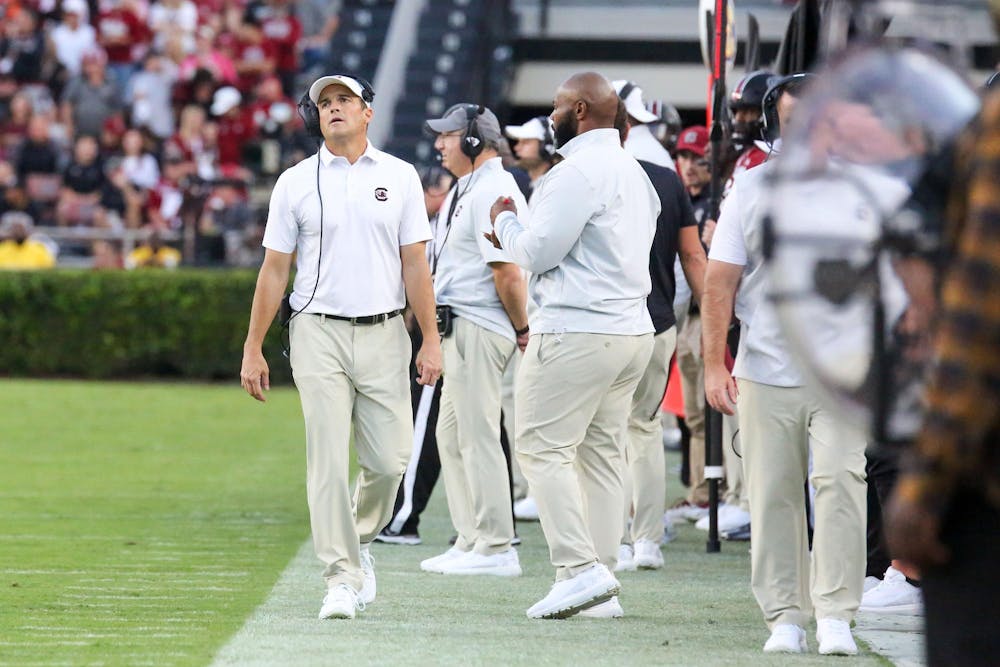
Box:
[439,564,522,577]
[819,644,858,656]
[636,560,663,570]
[858,603,922,615]
[527,583,620,620]
[373,534,421,545]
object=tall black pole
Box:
[705,0,729,554]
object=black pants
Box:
[865,446,900,578]
[384,327,515,536]
[922,492,1000,666]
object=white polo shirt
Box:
[433,157,529,342]
[709,160,910,388]
[495,128,659,336]
[263,142,431,316]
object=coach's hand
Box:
[415,336,443,386]
[704,362,737,415]
[484,196,517,249]
[241,348,270,402]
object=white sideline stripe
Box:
[388,383,435,534]
[209,540,326,667]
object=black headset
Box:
[459,103,486,159]
[761,72,814,144]
[297,75,376,138]
[536,115,556,161]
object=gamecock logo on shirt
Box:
[374,187,389,201]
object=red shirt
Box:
[216,109,257,166]
[97,8,151,64]
[233,38,277,93]
[259,12,300,73]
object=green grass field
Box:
[1,380,890,666]
[0,380,309,666]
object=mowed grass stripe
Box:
[0,379,310,666]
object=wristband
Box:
[515,325,530,336]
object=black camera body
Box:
[435,305,454,338]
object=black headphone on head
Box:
[459,103,486,159]
[761,72,814,144]
[297,74,376,138]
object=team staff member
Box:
[487,72,658,619]
[239,74,442,620]
[504,116,556,200]
[418,104,529,576]
[703,75,865,655]
[614,106,707,581]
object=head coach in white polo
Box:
[486,71,659,619]
[417,104,530,577]
[240,74,442,620]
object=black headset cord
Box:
[281,148,324,358]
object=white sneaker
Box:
[633,539,664,569]
[859,566,923,615]
[614,544,636,572]
[319,584,364,620]
[763,624,807,653]
[577,595,624,618]
[359,546,376,604]
[863,575,881,593]
[437,548,522,576]
[663,500,708,526]
[514,496,539,521]
[817,618,858,655]
[526,563,620,619]
[420,547,468,573]
[695,503,752,533]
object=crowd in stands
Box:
[0,0,341,268]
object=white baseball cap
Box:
[211,86,242,116]
[63,0,88,15]
[504,117,549,141]
[308,75,372,107]
[612,80,659,124]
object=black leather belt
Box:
[315,310,402,325]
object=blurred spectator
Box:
[232,21,274,95]
[298,0,340,73]
[50,0,97,79]
[104,159,147,228]
[120,127,159,190]
[164,103,205,179]
[125,229,180,268]
[0,211,56,268]
[0,92,32,160]
[97,0,151,96]
[148,0,198,55]
[60,47,121,138]
[210,85,256,169]
[57,134,105,226]
[145,155,186,229]
[0,8,46,85]
[246,0,301,97]
[248,74,294,173]
[179,25,238,86]
[91,238,123,268]
[126,52,177,139]
[99,114,126,157]
[15,115,62,213]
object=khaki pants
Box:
[290,314,412,591]
[722,412,747,510]
[437,318,517,554]
[516,332,653,580]
[501,352,528,501]
[676,311,708,505]
[737,379,867,628]
[622,327,677,544]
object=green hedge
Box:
[0,270,292,382]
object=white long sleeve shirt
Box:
[494,128,659,335]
